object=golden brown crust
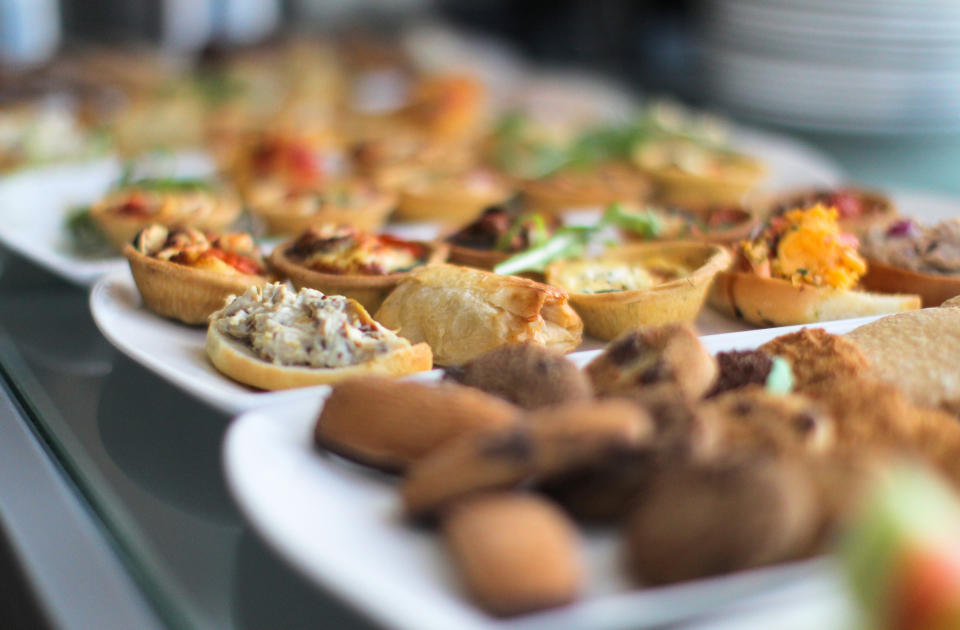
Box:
[374,264,583,366]
[547,242,731,340]
[641,159,766,209]
[123,244,268,325]
[395,172,511,224]
[268,239,449,313]
[708,271,921,326]
[91,192,241,250]
[446,243,510,270]
[205,326,433,390]
[520,163,650,215]
[861,258,960,308]
[759,328,871,391]
[846,307,960,414]
[250,188,396,235]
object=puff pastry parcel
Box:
[375,264,583,366]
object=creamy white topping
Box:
[211,283,408,368]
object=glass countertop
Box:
[0,249,381,630]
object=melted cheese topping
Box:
[290,226,423,275]
[551,260,677,294]
[212,283,409,368]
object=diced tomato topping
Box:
[208,248,262,275]
[116,193,152,217]
[377,234,427,260]
[250,138,324,189]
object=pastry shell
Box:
[124,244,268,325]
[268,240,449,313]
[520,163,650,216]
[546,242,731,341]
[395,171,512,224]
[769,187,896,235]
[620,207,758,247]
[374,264,583,366]
[861,258,960,308]
[249,186,397,236]
[91,192,242,250]
[205,326,433,390]
[709,270,921,327]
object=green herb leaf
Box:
[64,206,114,259]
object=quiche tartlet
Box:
[633,138,765,208]
[446,206,560,270]
[206,283,432,390]
[545,241,731,340]
[860,218,960,307]
[90,178,241,250]
[710,204,920,326]
[395,168,512,224]
[268,225,448,312]
[248,178,396,236]
[617,203,758,246]
[520,162,649,215]
[124,224,268,324]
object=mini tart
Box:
[546,242,731,341]
[634,142,766,208]
[520,162,650,215]
[447,243,511,270]
[395,169,512,224]
[124,244,268,325]
[770,188,896,235]
[268,238,449,313]
[620,205,758,246]
[709,271,921,327]
[205,327,433,390]
[861,259,960,308]
[90,187,242,250]
[247,180,396,236]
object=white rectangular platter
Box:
[221,319,874,630]
[88,269,760,415]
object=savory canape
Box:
[123,224,268,324]
[268,224,447,312]
[633,138,765,208]
[709,203,920,326]
[249,177,396,235]
[89,177,242,250]
[616,203,757,246]
[771,187,896,235]
[860,218,960,306]
[395,168,511,224]
[446,205,560,270]
[374,264,583,366]
[545,241,731,340]
[520,162,649,215]
[206,283,433,389]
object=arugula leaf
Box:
[117,176,213,193]
[64,206,114,259]
[493,202,666,276]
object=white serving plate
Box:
[222,318,875,630]
[88,269,441,414]
[88,269,753,413]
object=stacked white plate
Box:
[699,0,960,134]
